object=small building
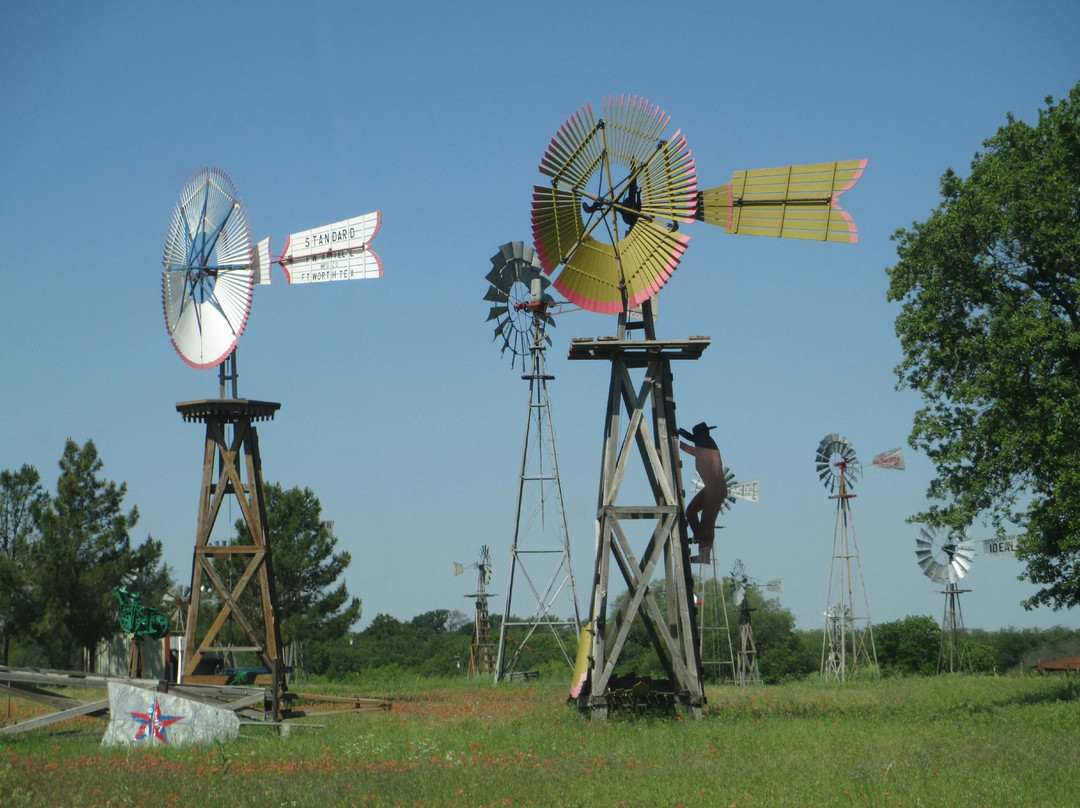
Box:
[1032,655,1080,674]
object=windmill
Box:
[916,525,976,673]
[815,433,878,681]
[689,466,757,684]
[729,559,782,686]
[161,167,381,711]
[484,242,582,683]
[456,546,497,677]
[530,94,865,718]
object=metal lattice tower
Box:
[696,557,736,684]
[916,525,975,674]
[495,306,581,682]
[816,434,877,682]
[938,582,972,673]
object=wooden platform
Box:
[567,336,710,364]
[176,398,281,423]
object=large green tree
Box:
[0,464,45,664]
[232,483,362,648]
[887,83,1080,610]
[30,439,169,669]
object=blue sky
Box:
[2,1,1078,636]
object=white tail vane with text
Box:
[982,537,1017,556]
[728,480,760,502]
[871,448,905,471]
[256,212,383,285]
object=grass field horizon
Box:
[3,672,1077,807]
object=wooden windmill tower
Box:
[527,95,866,718]
[160,168,381,712]
[457,546,497,677]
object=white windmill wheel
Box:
[162,167,256,369]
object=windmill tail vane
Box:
[255,211,383,286]
[695,159,867,244]
[870,447,905,470]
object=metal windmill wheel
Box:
[483,241,556,366]
[916,525,975,585]
[815,433,858,494]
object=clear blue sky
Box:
[2,1,1078,634]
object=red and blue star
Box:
[129,697,184,744]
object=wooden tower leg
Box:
[568,333,709,719]
[177,399,285,716]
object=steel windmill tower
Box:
[916,525,976,673]
[483,242,581,682]
[815,434,877,681]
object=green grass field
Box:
[2,673,1077,807]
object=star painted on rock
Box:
[129,697,184,744]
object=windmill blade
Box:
[483,240,555,366]
[531,96,698,314]
[487,305,510,322]
[915,525,959,584]
[950,538,976,579]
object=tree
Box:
[0,465,45,664]
[29,439,169,669]
[886,83,1080,610]
[232,483,361,648]
[874,615,940,676]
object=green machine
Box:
[114,586,170,677]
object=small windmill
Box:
[916,525,976,673]
[456,546,497,677]
[729,559,782,686]
[815,434,877,681]
[689,467,758,684]
[484,243,581,683]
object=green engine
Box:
[114,585,171,639]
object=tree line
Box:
[2,440,1075,684]
[0,440,360,671]
[301,589,1080,685]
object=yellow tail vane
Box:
[696,159,867,243]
